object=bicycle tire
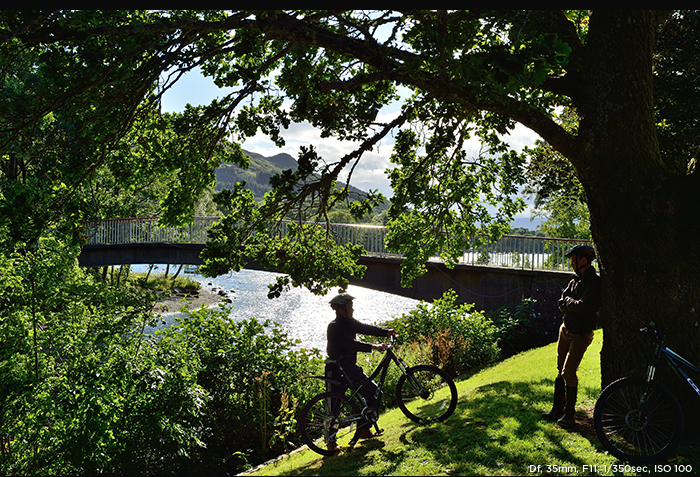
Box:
[594,376,684,464]
[299,391,362,456]
[396,365,458,424]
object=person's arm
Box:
[558,279,575,312]
[354,320,396,338]
[353,320,398,351]
[560,275,601,315]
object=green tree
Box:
[533,195,591,240]
[0,10,243,250]
[522,107,591,239]
[3,10,700,419]
[654,10,700,174]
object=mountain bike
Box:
[593,327,699,464]
[299,339,458,456]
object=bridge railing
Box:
[462,235,592,271]
[83,217,219,245]
[82,217,591,271]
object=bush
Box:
[384,290,500,377]
[0,249,323,476]
[485,298,534,357]
[156,307,324,474]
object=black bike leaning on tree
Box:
[299,337,458,456]
[594,326,699,464]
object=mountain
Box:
[215,149,381,203]
[214,149,389,223]
[214,149,298,197]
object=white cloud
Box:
[163,69,543,228]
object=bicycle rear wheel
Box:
[594,376,684,464]
[396,365,457,424]
[299,391,362,456]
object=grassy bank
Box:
[242,330,699,476]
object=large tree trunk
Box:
[578,11,700,425]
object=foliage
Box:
[654,10,700,174]
[0,239,323,475]
[386,129,527,286]
[0,10,243,252]
[385,290,500,377]
[3,6,700,441]
[522,107,592,239]
[201,200,368,297]
[535,194,591,240]
[155,308,324,473]
[485,298,534,357]
[0,240,189,475]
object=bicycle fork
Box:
[626,365,659,430]
[395,354,430,399]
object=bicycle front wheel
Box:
[594,376,684,464]
[396,365,457,424]
[300,392,362,456]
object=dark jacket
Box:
[327,316,390,367]
[558,266,601,335]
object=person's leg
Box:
[543,324,568,421]
[325,362,348,396]
[345,364,380,438]
[558,329,594,427]
[324,362,348,452]
[559,328,593,387]
[345,364,378,407]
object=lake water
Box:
[147,266,421,352]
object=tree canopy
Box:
[2,10,700,400]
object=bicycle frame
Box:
[343,347,415,410]
[644,328,700,398]
[306,344,415,430]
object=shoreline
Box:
[152,284,233,314]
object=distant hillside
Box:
[215,149,382,202]
[214,149,298,198]
[214,149,389,223]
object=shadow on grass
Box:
[270,378,612,476]
[397,379,605,475]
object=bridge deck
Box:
[81,217,591,272]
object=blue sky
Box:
[161,68,542,229]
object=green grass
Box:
[242,330,700,476]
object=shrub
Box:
[384,290,500,377]
[0,257,323,476]
[485,298,534,357]
[156,307,324,474]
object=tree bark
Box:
[576,11,700,422]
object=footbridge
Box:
[79,217,591,319]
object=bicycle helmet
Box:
[329,293,354,306]
[565,244,596,261]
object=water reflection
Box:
[156,268,421,352]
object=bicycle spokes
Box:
[594,377,684,464]
[396,365,457,424]
[300,392,362,456]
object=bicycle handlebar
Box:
[640,326,666,344]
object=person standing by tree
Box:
[325,293,398,447]
[542,245,601,427]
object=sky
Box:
[160,68,543,229]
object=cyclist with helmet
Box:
[542,244,601,427]
[325,293,397,442]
